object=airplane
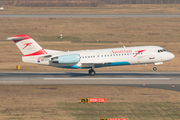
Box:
[7,34,175,76]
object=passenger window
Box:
[110,54,112,56]
[113,54,115,56]
[116,54,118,56]
[107,55,109,57]
[124,53,126,55]
[97,55,99,57]
[85,56,87,58]
[88,56,90,58]
[119,54,121,56]
[101,55,103,57]
[93,56,95,58]
[105,55,106,57]
[127,53,129,55]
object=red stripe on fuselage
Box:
[24,49,47,57]
[134,50,146,57]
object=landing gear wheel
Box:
[153,67,157,71]
[89,69,96,76]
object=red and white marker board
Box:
[80,98,107,103]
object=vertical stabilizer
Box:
[7,34,47,56]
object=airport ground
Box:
[0,85,180,120]
[0,17,180,120]
[0,4,180,14]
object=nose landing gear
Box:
[89,69,96,76]
[153,67,157,71]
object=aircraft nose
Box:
[162,52,175,61]
[169,52,175,60]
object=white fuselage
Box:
[22,45,174,69]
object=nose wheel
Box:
[153,67,157,71]
[89,69,96,76]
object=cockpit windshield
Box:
[158,49,166,53]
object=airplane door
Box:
[149,53,155,59]
[149,51,155,59]
[149,51,161,61]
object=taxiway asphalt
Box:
[0,72,180,91]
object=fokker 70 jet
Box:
[7,34,175,76]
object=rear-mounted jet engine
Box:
[51,54,80,64]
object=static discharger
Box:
[99,118,128,120]
[80,98,106,103]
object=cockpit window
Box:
[158,49,166,53]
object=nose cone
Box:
[169,53,175,60]
[162,52,175,61]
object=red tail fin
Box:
[7,34,47,56]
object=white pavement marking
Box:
[2,81,24,83]
[44,78,170,80]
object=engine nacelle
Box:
[52,54,80,64]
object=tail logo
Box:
[23,42,33,49]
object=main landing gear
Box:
[89,69,96,76]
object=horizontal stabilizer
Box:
[6,37,27,41]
